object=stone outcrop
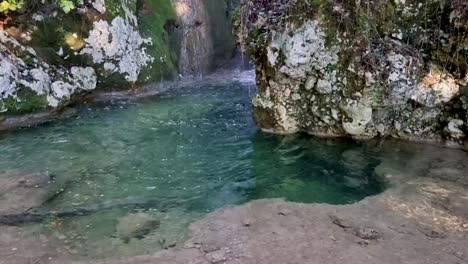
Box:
[235,0,468,145]
[1,30,97,112]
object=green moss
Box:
[29,12,93,67]
[137,0,178,83]
[232,5,240,25]
[251,26,262,40]
[0,88,49,114]
[202,0,237,70]
[104,0,135,21]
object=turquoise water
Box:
[0,77,385,259]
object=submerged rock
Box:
[236,0,468,145]
[116,213,161,243]
[0,171,53,215]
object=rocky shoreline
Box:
[1,140,467,264]
[0,69,255,133]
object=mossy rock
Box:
[137,0,179,83]
[0,88,49,114]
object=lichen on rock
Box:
[81,16,154,82]
[237,0,468,145]
[1,31,97,113]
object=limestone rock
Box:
[413,68,461,107]
[0,31,97,112]
[0,0,239,114]
[236,0,468,145]
[341,103,373,136]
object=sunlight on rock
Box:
[413,67,460,107]
[385,192,468,233]
[64,32,85,51]
[175,2,189,17]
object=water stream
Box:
[0,73,386,259]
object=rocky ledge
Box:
[234,0,468,147]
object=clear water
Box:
[0,75,386,259]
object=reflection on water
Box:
[0,76,386,259]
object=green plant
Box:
[0,0,83,13]
[57,0,83,13]
[0,0,24,12]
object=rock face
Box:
[0,31,97,113]
[0,0,238,114]
[235,0,468,145]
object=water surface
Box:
[0,75,385,259]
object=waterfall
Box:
[171,0,239,77]
[172,0,211,77]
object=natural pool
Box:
[0,75,386,259]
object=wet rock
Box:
[0,171,52,215]
[116,213,160,243]
[164,241,177,249]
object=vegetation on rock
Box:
[235,0,468,144]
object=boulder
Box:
[235,0,468,144]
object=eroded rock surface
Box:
[235,0,468,146]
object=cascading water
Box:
[170,0,239,77]
[172,0,212,76]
